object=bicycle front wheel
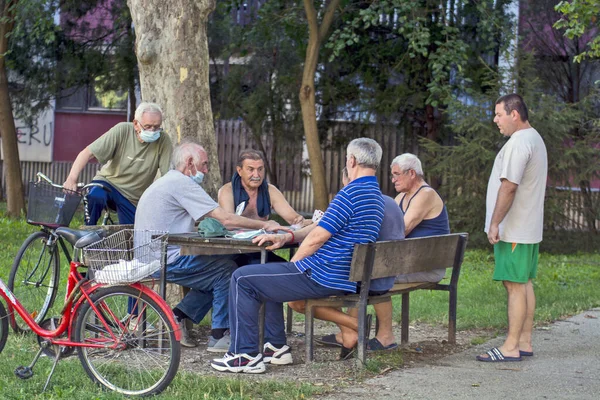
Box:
[74,286,180,396]
[8,231,60,333]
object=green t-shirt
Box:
[89,122,173,205]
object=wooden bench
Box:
[299,232,468,366]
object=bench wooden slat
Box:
[350,234,461,281]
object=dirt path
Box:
[178,318,493,389]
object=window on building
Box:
[57,83,127,113]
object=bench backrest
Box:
[349,233,469,284]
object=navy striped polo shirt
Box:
[294,175,384,292]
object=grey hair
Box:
[171,139,206,169]
[134,102,163,121]
[390,153,424,177]
[346,138,382,169]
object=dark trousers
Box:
[229,261,346,354]
[85,180,136,225]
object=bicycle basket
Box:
[83,229,168,285]
[26,181,82,228]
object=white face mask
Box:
[229,229,266,239]
[139,129,161,143]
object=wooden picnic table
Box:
[167,232,299,347]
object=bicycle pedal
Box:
[14,366,34,379]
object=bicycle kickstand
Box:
[14,341,63,392]
[42,346,63,392]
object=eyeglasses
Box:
[138,122,163,133]
[390,170,410,181]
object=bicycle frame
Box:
[1,261,181,348]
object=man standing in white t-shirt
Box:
[478,94,548,363]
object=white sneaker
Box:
[177,319,197,348]
[263,342,293,365]
[211,352,266,374]
[207,330,231,353]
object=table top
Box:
[168,232,297,256]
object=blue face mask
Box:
[139,129,161,143]
[190,169,204,185]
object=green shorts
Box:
[493,241,539,283]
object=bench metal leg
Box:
[305,305,315,363]
[286,304,293,334]
[448,286,457,344]
[401,293,409,344]
[356,307,367,367]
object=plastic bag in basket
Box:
[94,259,161,284]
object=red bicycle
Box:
[0,228,181,396]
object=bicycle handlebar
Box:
[36,172,85,190]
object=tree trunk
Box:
[300,0,340,211]
[127,0,221,196]
[126,21,137,123]
[0,0,25,217]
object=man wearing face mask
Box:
[134,139,281,351]
[63,102,172,225]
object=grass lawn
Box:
[405,249,600,330]
[0,205,598,398]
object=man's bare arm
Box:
[217,184,236,214]
[488,179,518,244]
[402,189,437,235]
[269,184,305,226]
[290,226,331,262]
[64,147,95,191]
[206,206,280,231]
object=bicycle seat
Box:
[56,227,106,248]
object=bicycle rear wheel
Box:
[74,286,180,396]
[0,301,9,353]
[8,231,60,333]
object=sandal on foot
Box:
[476,347,522,362]
[367,338,398,352]
[340,346,356,360]
[315,334,342,348]
[339,314,373,360]
[520,350,534,357]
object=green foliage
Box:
[6,0,135,123]
[522,0,600,103]
[555,0,600,62]
[208,1,306,184]
[324,0,512,125]
[421,51,600,249]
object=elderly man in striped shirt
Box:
[211,138,385,374]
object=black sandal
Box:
[339,313,372,360]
